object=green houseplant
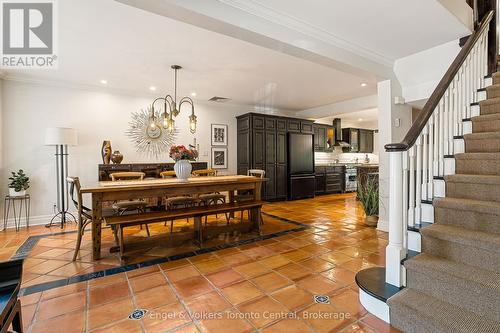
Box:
[8,170,30,197]
[358,176,379,227]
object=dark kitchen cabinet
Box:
[287,119,301,132]
[301,121,314,134]
[314,165,345,194]
[252,130,265,167]
[315,173,326,194]
[359,129,374,153]
[237,113,293,201]
[342,128,374,153]
[313,125,327,151]
[313,123,334,152]
[265,130,277,199]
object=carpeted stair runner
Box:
[388,68,500,332]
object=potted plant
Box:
[358,176,379,227]
[8,170,30,197]
[169,145,198,181]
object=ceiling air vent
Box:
[209,96,231,103]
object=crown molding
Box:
[1,74,298,115]
[218,0,394,67]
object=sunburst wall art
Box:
[126,107,178,158]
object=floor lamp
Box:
[45,127,78,228]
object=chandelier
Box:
[150,65,197,134]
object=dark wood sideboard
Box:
[98,162,208,181]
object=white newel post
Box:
[386,151,406,287]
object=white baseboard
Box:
[1,213,75,230]
[359,288,390,323]
[377,219,388,232]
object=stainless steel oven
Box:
[345,166,357,192]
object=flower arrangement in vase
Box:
[169,145,198,181]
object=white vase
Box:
[9,188,26,197]
[174,160,192,181]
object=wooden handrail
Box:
[385,10,495,152]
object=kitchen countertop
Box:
[315,163,379,167]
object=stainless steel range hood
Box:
[333,118,350,147]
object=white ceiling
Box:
[243,0,471,60]
[316,108,379,129]
[1,0,378,111]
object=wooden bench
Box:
[105,200,264,257]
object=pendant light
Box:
[150,65,197,134]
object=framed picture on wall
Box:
[211,124,228,146]
[211,147,228,169]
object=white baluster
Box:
[422,125,428,200]
[458,67,464,135]
[480,35,485,87]
[443,90,449,156]
[408,146,415,227]
[386,151,406,287]
[438,99,445,176]
[402,151,409,229]
[415,135,422,225]
[428,115,435,198]
[484,32,489,79]
[433,111,439,176]
[472,46,478,102]
[449,80,456,153]
[465,57,471,119]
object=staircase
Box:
[387,72,500,332]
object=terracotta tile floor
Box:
[1,193,400,332]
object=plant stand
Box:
[3,194,30,231]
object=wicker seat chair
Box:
[109,172,150,236]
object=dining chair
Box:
[109,172,150,236]
[234,169,265,224]
[67,177,97,261]
[161,170,197,232]
[194,169,229,225]
[159,170,176,178]
[192,169,217,177]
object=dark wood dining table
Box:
[80,175,265,260]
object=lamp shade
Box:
[45,127,78,146]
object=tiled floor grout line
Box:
[186,253,259,332]
[157,266,202,333]
[84,281,90,333]
[125,268,148,333]
[13,194,394,333]
[19,214,310,297]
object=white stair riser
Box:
[470,104,480,117]
[433,179,445,198]
[477,90,486,102]
[463,121,472,134]
[421,202,434,223]
[408,230,421,252]
[453,138,464,154]
[484,77,493,87]
[444,158,455,175]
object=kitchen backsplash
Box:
[315,147,379,164]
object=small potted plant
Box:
[8,170,30,197]
[169,145,198,181]
[358,176,379,227]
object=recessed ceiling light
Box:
[358,118,363,121]
[149,86,156,91]
[100,79,107,85]
[191,92,197,97]
[360,83,367,87]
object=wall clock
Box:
[126,107,178,158]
